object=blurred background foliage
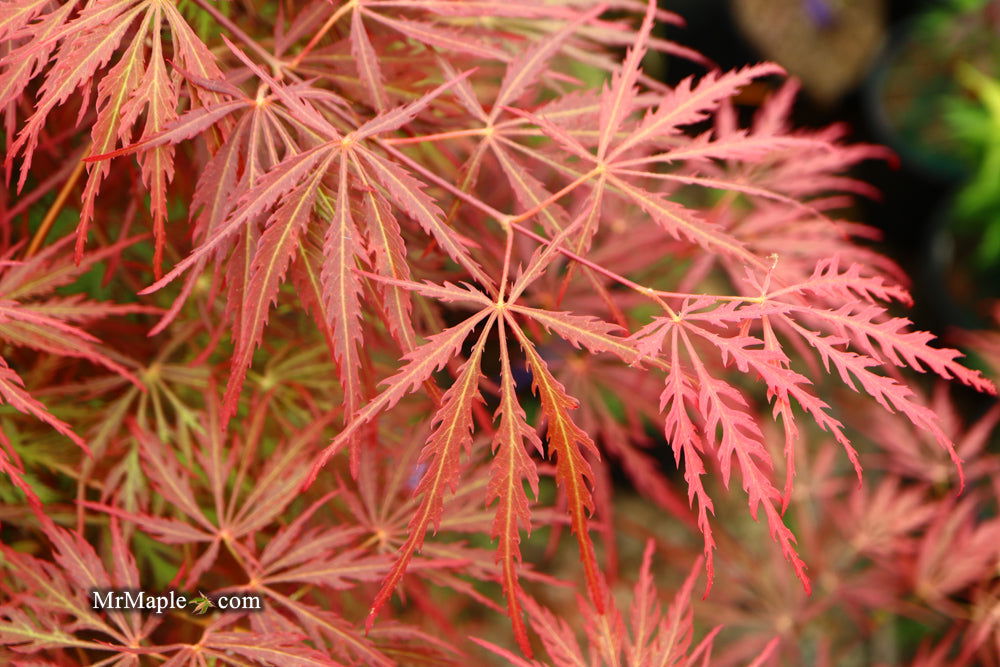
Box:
[658,0,1000,333]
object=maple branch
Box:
[25,155,86,259]
[507,219,674,313]
[221,533,252,575]
[383,127,490,146]
[288,0,356,69]
[507,167,600,226]
[379,142,507,221]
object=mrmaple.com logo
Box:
[90,589,263,615]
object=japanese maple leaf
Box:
[627,259,995,593]
[474,0,786,270]
[122,40,485,441]
[1,0,221,272]
[303,218,639,654]
[666,81,904,298]
[472,540,780,667]
[87,64,357,427]
[379,4,670,322]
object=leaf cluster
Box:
[0,1,998,664]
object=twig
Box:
[25,156,86,259]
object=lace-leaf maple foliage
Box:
[0,0,997,664]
